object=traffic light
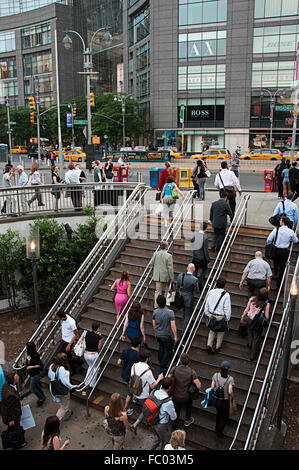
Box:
[28,96,35,110]
[90,92,95,107]
[30,112,35,124]
[73,106,76,117]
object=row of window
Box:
[129,6,150,46]
[252,61,296,89]
[0,51,52,79]
[254,0,299,19]
[0,0,69,18]
[137,71,150,98]
[179,31,226,59]
[136,42,150,70]
[179,64,226,90]
[253,25,299,55]
[0,22,51,54]
[179,0,227,26]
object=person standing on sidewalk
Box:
[16,165,28,214]
[153,295,178,374]
[239,251,272,297]
[214,161,242,216]
[27,162,45,208]
[149,241,174,309]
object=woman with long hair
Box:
[211,361,234,438]
[27,162,44,207]
[103,392,134,450]
[41,416,70,450]
[51,165,64,212]
[48,353,79,421]
[164,430,186,450]
[121,302,146,344]
[191,159,207,200]
[77,322,103,388]
[26,341,46,407]
[161,175,185,226]
[240,287,270,361]
[157,161,174,192]
[111,271,131,322]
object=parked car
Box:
[239,148,282,160]
[63,150,86,162]
[12,146,28,154]
[191,148,231,160]
[281,150,299,161]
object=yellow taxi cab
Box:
[282,150,299,161]
[63,150,86,162]
[239,148,282,160]
[191,148,231,160]
[12,146,27,154]
[158,147,184,159]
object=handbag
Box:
[269,201,285,227]
[229,395,237,417]
[265,227,280,260]
[50,367,69,396]
[188,381,200,400]
[1,425,25,450]
[206,290,228,332]
[73,331,86,357]
[155,191,161,201]
[250,302,269,333]
[201,387,214,408]
[205,170,211,178]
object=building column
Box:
[187,134,192,153]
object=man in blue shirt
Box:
[117,336,141,415]
[149,377,177,450]
[272,192,298,229]
[267,216,298,288]
[16,165,28,215]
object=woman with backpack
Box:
[211,361,234,438]
[103,392,134,450]
[240,287,270,361]
[160,175,184,227]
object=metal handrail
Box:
[166,194,251,374]
[76,190,196,395]
[13,183,148,384]
[229,224,299,450]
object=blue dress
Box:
[126,316,142,340]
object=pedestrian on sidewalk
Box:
[111,271,131,323]
[191,159,206,200]
[282,162,291,198]
[41,416,70,450]
[103,392,135,450]
[211,361,234,438]
[153,295,178,374]
[26,341,46,407]
[168,353,201,429]
[1,164,15,215]
[149,241,174,308]
[204,278,231,354]
[117,336,141,415]
[209,189,233,252]
[27,162,45,208]
[157,161,174,193]
[272,192,298,230]
[214,161,242,216]
[191,221,210,288]
[51,165,64,212]
[1,371,26,449]
[240,288,270,361]
[65,163,82,210]
[160,176,184,227]
[176,264,198,334]
[289,161,299,194]
[275,158,286,199]
[239,251,272,297]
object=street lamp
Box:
[260,88,286,150]
[63,26,112,146]
[114,94,134,148]
[26,229,40,326]
[33,76,41,165]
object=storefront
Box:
[154,128,225,153]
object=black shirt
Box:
[26,354,43,377]
[120,347,139,383]
[85,331,102,352]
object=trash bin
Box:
[178,168,192,188]
[172,167,179,185]
[0,144,8,162]
[150,167,160,188]
[264,169,273,192]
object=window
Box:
[37,76,53,93]
[21,23,51,49]
[23,51,52,76]
[178,64,226,90]
[179,31,226,59]
[252,61,296,88]
[253,25,299,55]
[179,0,227,26]
[129,6,150,45]
[137,71,150,98]
[0,0,69,17]
[0,81,18,98]
[254,0,299,18]
[128,0,139,6]
[137,42,150,70]
[0,31,16,53]
[0,58,16,79]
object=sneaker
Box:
[126,408,134,416]
[215,348,221,354]
[206,346,214,354]
[184,417,194,427]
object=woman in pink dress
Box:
[111,271,131,322]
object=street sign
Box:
[66,112,72,128]
[74,119,88,125]
[5,122,16,126]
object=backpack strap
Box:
[134,364,149,378]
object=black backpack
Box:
[210,374,230,410]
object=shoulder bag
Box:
[206,290,229,332]
[173,273,186,309]
[250,302,269,333]
[265,227,279,260]
[50,367,69,396]
[73,331,86,357]
[269,201,285,227]
[218,173,236,197]
[188,369,200,400]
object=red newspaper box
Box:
[120,166,129,182]
[112,165,121,182]
[264,169,273,192]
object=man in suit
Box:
[191,221,210,287]
[289,161,298,194]
[209,189,233,252]
[1,371,26,448]
[176,264,199,334]
[149,241,174,308]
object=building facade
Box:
[123,0,299,153]
[0,0,123,108]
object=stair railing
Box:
[76,190,196,397]
[166,193,251,374]
[229,225,299,450]
[13,183,148,388]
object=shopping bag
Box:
[20,404,36,431]
[201,387,214,408]
[155,203,163,216]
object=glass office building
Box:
[123,0,299,152]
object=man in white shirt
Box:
[204,278,231,354]
[64,163,82,210]
[56,310,79,373]
[214,161,242,216]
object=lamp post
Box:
[114,93,134,148]
[26,230,40,326]
[62,27,112,146]
[260,88,286,150]
[290,41,299,164]
[33,76,41,166]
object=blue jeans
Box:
[157,337,173,374]
[30,374,45,402]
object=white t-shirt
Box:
[131,361,155,399]
[61,315,77,343]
